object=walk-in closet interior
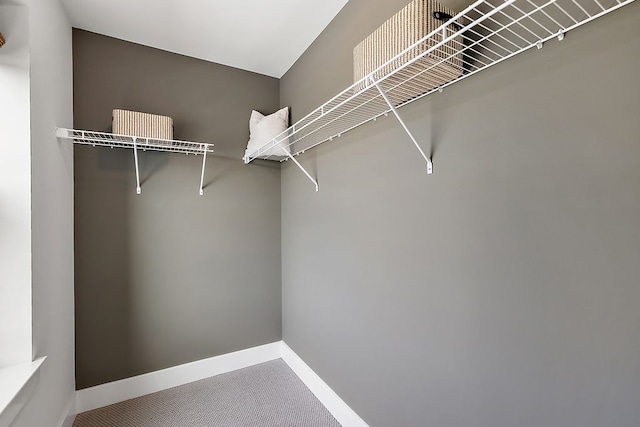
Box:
[2,0,639,426]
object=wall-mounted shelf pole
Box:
[371,77,433,174]
[199,145,209,196]
[133,137,142,194]
[281,142,319,192]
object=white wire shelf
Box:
[56,128,214,155]
[243,0,636,190]
[57,127,214,195]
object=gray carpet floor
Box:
[73,359,341,427]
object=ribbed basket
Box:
[353,0,463,99]
[112,109,173,140]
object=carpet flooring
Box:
[73,359,341,427]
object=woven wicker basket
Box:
[112,109,173,140]
[353,0,463,99]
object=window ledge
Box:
[0,357,46,427]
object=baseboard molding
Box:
[59,393,76,427]
[280,342,369,427]
[75,341,281,414]
[73,340,367,427]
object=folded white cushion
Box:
[244,107,290,159]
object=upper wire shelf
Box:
[56,127,214,195]
[244,0,635,165]
[56,128,214,155]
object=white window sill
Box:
[0,357,46,427]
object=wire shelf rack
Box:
[57,127,214,195]
[56,128,214,155]
[243,0,635,189]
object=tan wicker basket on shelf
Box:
[353,0,463,102]
[112,109,173,140]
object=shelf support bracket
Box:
[371,77,433,174]
[199,145,208,196]
[280,141,319,192]
[133,137,141,194]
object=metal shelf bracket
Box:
[281,141,319,192]
[133,137,142,194]
[199,145,209,196]
[371,77,433,175]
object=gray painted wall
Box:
[280,1,640,426]
[73,30,282,389]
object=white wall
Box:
[0,4,32,368]
[6,0,76,425]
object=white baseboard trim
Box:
[73,340,367,427]
[75,341,281,414]
[59,393,76,427]
[280,342,369,427]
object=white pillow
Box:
[245,107,290,159]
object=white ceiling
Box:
[62,0,349,78]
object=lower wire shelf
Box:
[56,127,214,196]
